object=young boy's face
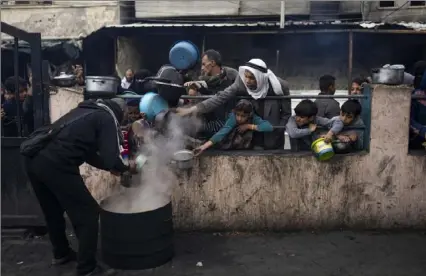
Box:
[235,111,250,125]
[188,88,199,105]
[295,115,314,127]
[128,106,142,122]
[350,82,362,95]
[340,112,355,125]
[4,91,15,101]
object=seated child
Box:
[194,99,273,154]
[184,83,225,140]
[334,99,365,150]
[286,99,344,151]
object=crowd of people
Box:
[1,76,34,137]
[12,49,425,276]
[118,49,382,153]
[2,49,425,153]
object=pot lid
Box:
[54,72,75,80]
[154,81,184,88]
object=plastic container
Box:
[139,92,169,122]
[168,40,200,70]
[311,138,335,161]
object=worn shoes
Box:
[51,249,77,266]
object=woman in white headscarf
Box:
[177,58,292,149]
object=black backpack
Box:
[20,109,96,158]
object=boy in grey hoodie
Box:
[286,100,344,151]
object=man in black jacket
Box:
[24,98,137,276]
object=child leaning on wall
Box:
[194,99,273,155]
[286,99,344,151]
[334,99,365,151]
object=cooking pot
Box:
[85,76,119,98]
[53,72,76,87]
[332,140,353,154]
[171,150,194,170]
[371,65,405,85]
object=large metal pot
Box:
[85,76,119,98]
[371,65,405,85]
[171,150,194,170]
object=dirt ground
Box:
[2,231,426,276]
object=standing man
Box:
[121,69,134,90]
[315,75,340,119]
[187,49,238,95]
[23,98,137,276]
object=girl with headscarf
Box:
[177,58,292,150]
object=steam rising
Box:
[102,113,200,213]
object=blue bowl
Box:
[169,40,200,70]
[139,92,169,122]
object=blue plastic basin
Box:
[139,92,169,122]
[169,40,200,70]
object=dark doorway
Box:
[1,22,48,227]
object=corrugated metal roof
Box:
[104,20,426,31]
[105,22,280,28]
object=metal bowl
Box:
[172,150,194,170]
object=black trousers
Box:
[25,154,100,275]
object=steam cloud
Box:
[102,113,201,213]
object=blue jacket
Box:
[210,113,273,144]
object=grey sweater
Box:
[315,98,340,119]
[286,116,344,139]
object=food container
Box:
[169,40,200,70]
[311,138,335,161]
[53,72,76,87]
[85,76,119,98]
[171,150,194,170]
[139,92,169,122]
[371,65,405,85]
[332,140,353,154]
[100,200,174,270]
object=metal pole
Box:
[275,50,280,72]
[280,1,285,29]
[201,35,206,54]
[13,37,22,136]
[348,31,353,93]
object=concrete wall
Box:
[134,0,425,21]
[367,0,426,22]
[49,85,426,230]
[171,85,426,231]
[0,1,120,39]
[134,1,362,18]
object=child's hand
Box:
[337,135,351,143]
[193,145,206,156]
[237,124,253,133]
[309,123,317,132]
[323,132,334,143]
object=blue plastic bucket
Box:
[169,40,200,70]
[139,92,169,122]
